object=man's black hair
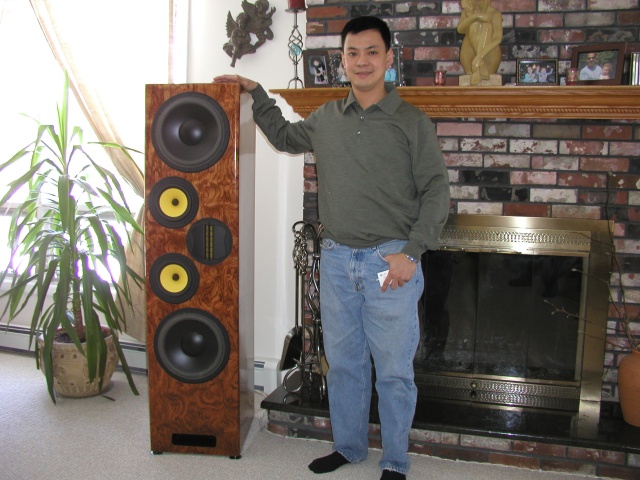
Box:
[340,16,392,51]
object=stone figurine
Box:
[457,0,503,85]
[224,0,276,67]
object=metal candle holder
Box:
[286,7,305,88]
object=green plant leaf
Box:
[0,70,143,402]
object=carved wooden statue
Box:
[224,0,276,67]
[457,0,503,85]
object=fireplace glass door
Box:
[417,250,585,385]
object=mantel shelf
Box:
[271,86,640,120]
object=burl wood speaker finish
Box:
[145,83,255,457]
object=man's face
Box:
[342,29,392,94]
[586,54,597,68]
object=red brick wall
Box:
[301,0,640,404]
[268,410,640,478]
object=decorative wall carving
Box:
[224,0,276,67]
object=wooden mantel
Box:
[271,86,640,120]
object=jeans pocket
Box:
[321,238,337,250]
[374,239,408,262]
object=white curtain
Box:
[29,0,174,342]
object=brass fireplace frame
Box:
[420,214,612,437]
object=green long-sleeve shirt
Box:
[250,84,450,259]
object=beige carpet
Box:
[0,350,596,480]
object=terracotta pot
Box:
[618,349,640,427]
[38,329,118,398]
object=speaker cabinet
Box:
[145,83,255,457]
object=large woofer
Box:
[186,218,233,265]
[154,309,230,384]
[149,253,199,304]
[151,92,230,172]
[148,177,199,228]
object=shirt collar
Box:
[342,84,402,115]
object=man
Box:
[579,53,602,80]
[215,16,449,480]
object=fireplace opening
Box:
[420,251,584,378]
[415,215,612,434]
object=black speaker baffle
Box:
[186,218,232,265]
[151,92,230,172]
[154,308,230,383]
[150,253,200,304]
[148,177,199,228]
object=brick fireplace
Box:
[262,85,640,478]
[260,1,640,477]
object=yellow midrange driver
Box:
[159,262,189,293]
[149,177,199,228]
[159,187,189,219]
[150,253,199,304]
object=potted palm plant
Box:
[0,73,143,403]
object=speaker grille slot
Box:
[172,433,217,448]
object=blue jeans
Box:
[319,238,423,475]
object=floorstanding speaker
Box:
[145,83,255,457]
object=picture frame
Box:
[386,45,405,86]
[571,43,625,85]
[329,50,349,87]
[328,45,405,88]
[516,59,558,85]
[302,49,333,88]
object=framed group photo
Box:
[571,43,625,85]
[516,59,558,85]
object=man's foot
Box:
[308,451,350,473]
[380,469,406,480]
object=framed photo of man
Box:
[571,43,625,85]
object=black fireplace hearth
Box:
[261,380,640,453]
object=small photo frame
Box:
[386,45,405,86]
[302,49,333,88]
[328,45,405,88]
[516,59,558,85]
[329,50,350,87]
[571,43,625,85]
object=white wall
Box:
[187,0,304,373]
[0,0,303,391]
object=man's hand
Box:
[212,74,258,93]
[381,253,418,292]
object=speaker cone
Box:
[150,254,199,304]
[151,92,230,172]
[186,218,233,265]
[154,308,230,383]
[149,177,199,228]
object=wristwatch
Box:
[405,254,419,263]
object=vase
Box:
[38,329,118,398]
[618,349,640,427]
